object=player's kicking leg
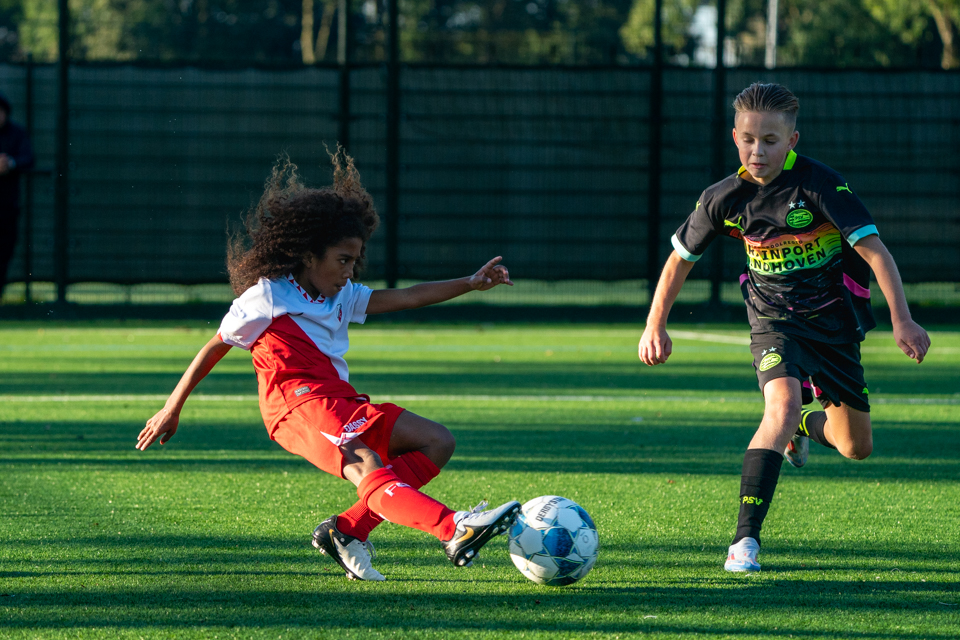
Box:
[313,495,520,578]
[312,410,456,580]
[380,412,518,567]
[343,438,519,572]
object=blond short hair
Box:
[733,82,799,127]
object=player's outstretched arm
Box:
[853,235,930,364]
[137,335,233,450]
[639,251,695,366]
[365,256,513,315]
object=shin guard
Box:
[733,448,784,546]
[338,451,442,541]
[357,467,456,541]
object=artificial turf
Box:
[1,321,958,639]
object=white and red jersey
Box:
[217,275,373,431]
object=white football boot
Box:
[443,500,520,567]
[785,433,809,468]
[724,536,761,572]
[786,408,815,468]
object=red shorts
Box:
[269,396,405,478]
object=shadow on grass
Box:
[0,364,735,398]
[4,534,959,573]
[1,536,957,638]
[2,418,959,480]
[4,354,959,397]
[0,371,258,396]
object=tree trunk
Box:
[927,0,958,69]
[314,0,338,62]
[301,0,316,64]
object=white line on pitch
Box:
[665,331,960,355]
[669,330,751,346]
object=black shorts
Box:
[750,332,870,412]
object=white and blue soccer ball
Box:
[508,495,599,586]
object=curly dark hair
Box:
[227,148,380,295]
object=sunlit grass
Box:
[1,321,958,639]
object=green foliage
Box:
[0,0,954,66]
[0,0,24,58]
[16,0,56,60]
[864,0,938,44]
[730,0,923,67]
[864,0,960,68]
[620,0,940,67]
[10,0,305,62]
[620,0,701,60]
[18,0,154,61]
[399,0,635,64]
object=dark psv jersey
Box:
[672,151,878,343]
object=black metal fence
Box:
[2,62,959,306]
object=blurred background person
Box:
[0,90,35,297]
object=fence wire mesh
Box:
[1,63,958,308]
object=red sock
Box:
[357,467,456,541]
[337,451,442,541]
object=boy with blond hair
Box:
[638,82,930,572]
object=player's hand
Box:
[639,325,672,366]
[137,408,180,450]
[0,154,10,176]
[893,319,930,364]
[468,256,514,291]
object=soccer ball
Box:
[508,495,599,586]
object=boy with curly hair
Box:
[638,82,930,572]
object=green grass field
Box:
[1,321,958,639]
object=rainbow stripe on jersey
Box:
[743,222,842,275]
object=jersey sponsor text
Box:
[743,223,841,275]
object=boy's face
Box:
[732,111,799,185]
[298,237,363,300]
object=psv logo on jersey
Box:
[786,209,813,228]
[336,303,342,322]
[786,200,813,228]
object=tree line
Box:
[0,0,956,68]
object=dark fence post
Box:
[337,0,350,150]
[646,0,664,304]
[384,0,400,288]
[54,0,70,306]
[23,54,34,303]
[709,0,728,308]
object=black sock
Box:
[733,448,783,546]
[799,409,836,450]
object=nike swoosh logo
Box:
[451,528,475,545]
